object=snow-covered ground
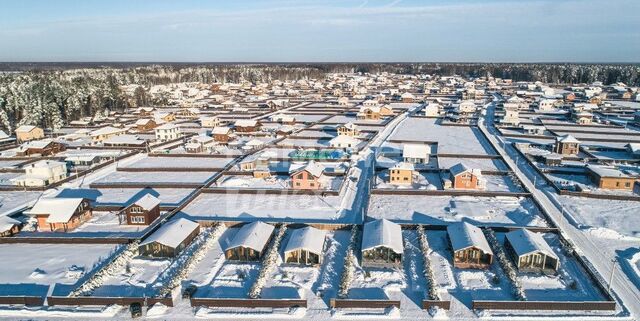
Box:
[92,170,215,184]
[122,156,234,169]
[0,243,117,296]
[179,191,348,223]
[367,195,548,227]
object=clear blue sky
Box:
[0,0,638,62]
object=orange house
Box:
[449,163,482,190]
[290,161,324,190]
[26,198,92,232]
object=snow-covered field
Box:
[0,190,43,216]
[65,187,195,207]
[277,138,330,148]
[179,191,348,223]
[367,195,548,227]
[557,195,640,238]
[389,118,495,155]
[0,243,117,296]
[438,156,508,171]
[93,170,215,184]
[217,175,344,191]
[122,156,234,169]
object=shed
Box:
[504,229,559,273]
[361,219,403,268]
[224,221,275,261]
[447,222,493,269]
[283,226,327,266]
[138,218,200,258]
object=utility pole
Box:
[608,259,617,293]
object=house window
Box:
[130,216,145,224]
[296,182,301,186]
[625,182,631,188]
[130,206,142,214]
[310,182,315,187]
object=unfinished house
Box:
[138,218,200,258]
[283,226,327,266]
[361,219,403,268]
[504,229,559,273]
[447,222,493,269]
[388,162,415,185]
[224,221,275,262]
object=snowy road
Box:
[480,101,640,319]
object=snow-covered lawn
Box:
[367,195,548,227]
[91,258,170,297]
[197,263,261,299]
[323,115,387,125]
[438,156,508,171]
[0,243,117,296]
[277,138,330,148]
[389,118,495,155]
[180,192,347,223]
[66,211,147,235]
[217,175,345,191]
[93,171,215,184]
[122,156,233,169]
[494,232,607,302]
[0,190,43,216]
[557,195,640,238]
[82,187,195,207]
[483,175,524,193]
[425,230,514,304]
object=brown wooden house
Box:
[554,135,580,155]
[447,222,493,269]
[138,218,200,258]
[16,140,66,157]
[25,198,92,232]
[224,221,274,261]
[119,194,161,225]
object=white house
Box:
[200,116,220,128]
[423,103,440,117]
[155,123,182,142]
[11,160,67,187]
[403,143,430,164]
[329,135,360,150]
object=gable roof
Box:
[130,194,160,211]
[225,221,274,252]
[446,222,492,254]
[449,162,480,177]
[25,198,85,223]
[505,229,558,259]
[140,218,199,248]
[15,125,38,133]
[403,143,430,159]
[235,119,258,127]
[557,134,580,144]
[362,219,403,254]
[292,160,325,178]
[283,226,327,255]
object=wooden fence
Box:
[472,300,616,311]
[330,299,401,309]
[0,296,45,306]
[422,300,451,310]
[190,298,307,308]
[47,295,173,307]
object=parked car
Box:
[182,284,197,299]
[130,302,142,318]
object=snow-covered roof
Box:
[449,162,480,177]
[557,134,580,144]
[587,165,632,178]
[19,139,55,150]
[362,219,403,254]
[225,221,274,252]
[330,135,359,145]
[104,134,145,145]
[0,216,20,232]
[402,143,430,159]
[140,218,199,248]
[15,125,38,133]
[130,194,160,211]
[211,126,231,135]
[26,160,66,169]
[90,126,125,137]
[341,122,358,130]
[392,162,415,171]
[25,198,85,223]
[135,118,154,126]
[446,222,492,254]
[0,130,9,139]
[626,143,640,155]
[505,229,558,259]
[283,226,327,255]
[235,119,258,127]
[292,160,325,178]
[156,123,178,130]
